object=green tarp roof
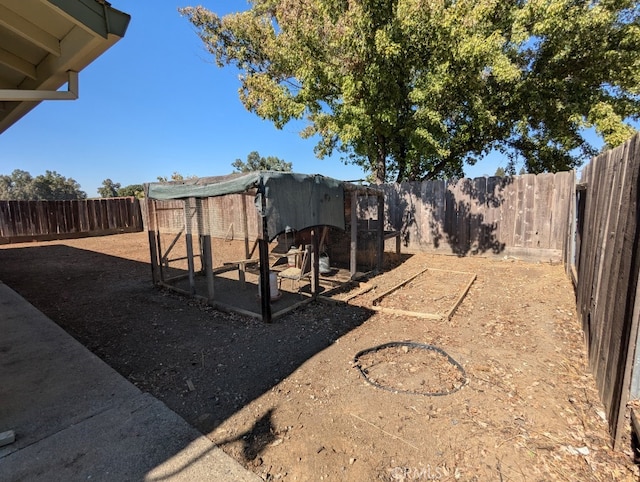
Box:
[147,172,356,240]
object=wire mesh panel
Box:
[152,195,259,240]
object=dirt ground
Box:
[1,232,638,481]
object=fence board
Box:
[609,136,640,441]
[534,173,553,248]
[522,175,535,246]
[512,175,525,247]
[469,177,485,253]
[567,132,640,446]
[0,197,143,243]
[594,148,627,399]
[378,172,570,259]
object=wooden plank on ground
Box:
[370,305,443,320]
[445,273,477,320]
[371,266,430,306]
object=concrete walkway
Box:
[0,281,261,481]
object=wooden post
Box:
[195,198,206,273]
[152,199,165,283]
[242,194,250,259]
[258,178,272,323]
[311,228,320,297]
[184,198,196,296]
[148,229,159,284]
[350,191,358,279]
[146,197,160,285]
[377,193,384,272]
[202,234,215,301]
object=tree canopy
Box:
[98,179,145,198]
[156,172,198,182]
[98,178,121,198]
[0,169,86,200]
[181,0,639,183]
[232,151,293,172]
[117,184,145,198]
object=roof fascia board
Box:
[44,0,131,39]
[0,27,104,133]
[0,1,130,135]
[22,25,98,89]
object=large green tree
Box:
[98,178,121,198]
[232,151,293,172]
[117,184,145,198]
[181,0,639,182]
[0,169,86,200]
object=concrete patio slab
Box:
[0,282,260,481]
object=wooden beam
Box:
[202,234,215,301]
[212,301,262,320]
[195,199,205,272]
[445,273,477,320]
[371,267,430,306]
[271,297,315,320]
[377,194,384,272]
[0,4,61,56]
[242,193,250,259]
[258,178,272,323]
[145,196,160,285]
[319,226,329,251]
[183,198,196,296]
[161,229,183,266]
[0,47,36,80]
[149,200,166,282]
[148,230,159,285]
[341,283,375,302]
[370,305,443,320]
[350,191,358,279]
[311,228,320,297]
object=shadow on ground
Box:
[0,244,375,438]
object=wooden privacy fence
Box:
[144,173,574,262]
[566,132,640,447]
[375,172,574,261]
[0,197,143,243]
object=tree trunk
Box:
[375,134,387,184]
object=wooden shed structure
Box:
[144,172,386,322]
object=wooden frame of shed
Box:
[144,172,386,322]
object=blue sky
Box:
[0,1,630,197]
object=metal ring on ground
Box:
[353,341,467,396]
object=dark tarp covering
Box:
[147,172,345,240]
[147,172,261,200]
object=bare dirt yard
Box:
[1,232,638,481]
